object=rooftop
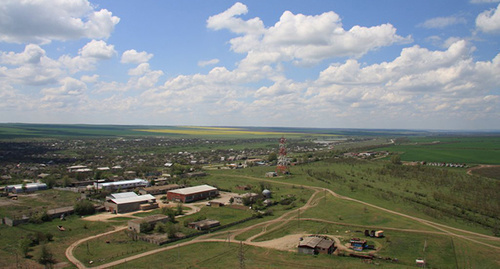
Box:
[168,184,217,195]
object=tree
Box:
[167,223,179,239]
[161,207,176,223]
[38,244,55,266]
[74,200,95,216]
[176,203,183,215]
[268,152,277,162]
[391,154,402,165]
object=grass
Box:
[0,189,81,218]
[471,166,500,180]
[374,136,500,164]
[0,215,115,268]
[209,160,498,236]
[73,229,160,267]
[109,241,402,269]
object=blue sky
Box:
[0,0,499,130]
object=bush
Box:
[38,244,55,266]
[29,211,50,224]
[74,200,95,216]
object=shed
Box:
[298,236,335,255]
[188,219,220,230]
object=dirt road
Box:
[66,174,500,268]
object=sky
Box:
[0,0,499,130]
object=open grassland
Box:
[209,158,500,236]
[300,193,438,231]
[111,241,404,269]
[73,229,160,267]
[374,136,500,164]
[0,189,80,218]
[470,166,500,180]
[0,215,114,268]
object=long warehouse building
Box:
[166,184,218,203]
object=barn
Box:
[166,184,218,203]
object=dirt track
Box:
[66,174,500,269]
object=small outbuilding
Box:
[188,219,220,231]
[298,236,335,255]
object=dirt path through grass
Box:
[66,174,500,268]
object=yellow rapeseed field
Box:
[134,126,335,137]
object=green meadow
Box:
[374,136,500,164]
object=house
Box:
[67,165,87,172]
[188,219,220,230]
[5,183,47,193]
[104,192,158,213]
[128,214,169,233]
[166,185,218,203]
[94,179,148,190]
[298,236,335,255]
[139,184,181,195]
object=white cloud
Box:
[121,49,154,64]
[208,3,412,69]
[470,0,500,3]
[476,3,500,33]
[81,74,99,83]
[198,59,220,67]
[0,0,120,44]
[60,40,115,73]
[79,40,116,59]
[0,44,45,65]
[419,16,467,29]
[40,77,88,108]
[207,2,264,35]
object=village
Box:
[0,135,495,268]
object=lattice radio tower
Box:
[276,136,289,174]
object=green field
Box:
[0,189,80,219]
[374,136,500,164]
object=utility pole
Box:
[239,241,245,269]
[298,209,300,228]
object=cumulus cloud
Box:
[208,3,411,69]
[40,77,88,109]
[0,44,63,85]
[476,3,500,33]
[79,40,116,59]
[60,40,115,73]
[198,59,220,67]
[0,44,46,65]
[121,49,154,64]
[0,0,120,44]
[419,16,467,29]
